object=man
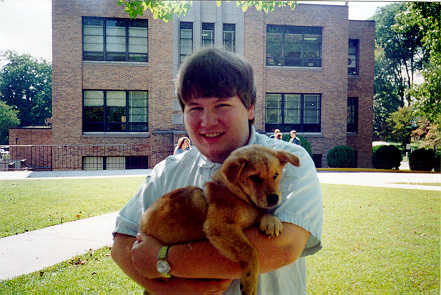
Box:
[111,48,323,294]
[289,130,301,145]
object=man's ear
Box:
[247,104,255,121]
[222,158,247,184]
[276,151,300,167]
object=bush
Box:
[281,133,313,156]
[327,145,356,168]
[434,154,440,172]
[372,145,402,169]
[409,148,435,171]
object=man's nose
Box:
[200,109,218,127]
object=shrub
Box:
[372,145,402,169]
[327,145,356,168]
[409,148,435,171]
[434,154,440,172]
[281,133,313,156]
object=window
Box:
[202,23,215,47]
[83,90,148,132]
[83,17,148,62]
[348,39,359,76]
[180,22,193,63]
[83,156,148,170]
[347,97,358,133]
[265,93,321,132]
[223,24,236,52]
[266,25,322,67]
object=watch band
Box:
[158,245,170,260]
[157,245,171,278]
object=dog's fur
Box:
[140,145,300,294]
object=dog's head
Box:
[216,145,300,210]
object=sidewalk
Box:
[0,169,439,281]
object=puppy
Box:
[140,145,300,295]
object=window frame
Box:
[180,22,193,63]
[347,97,358,133]
[265,93,321,132]
[223,23,236,52]
[266,25,322,67]
[82,17,148,62]
[202,23,215,47]
[83,90,148,133]
[348,39,359,76]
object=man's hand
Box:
[112,233,232,294]
[131,233,163,279]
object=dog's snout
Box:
[266,194,279,207]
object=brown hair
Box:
[175,47,256,124]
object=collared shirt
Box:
[114,127,323,295]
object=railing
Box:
[0,144,158,171]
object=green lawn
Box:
[0,180,439,294]
[0,177,145,237]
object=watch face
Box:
[157,260,170,274]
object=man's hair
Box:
[176,47,256,124]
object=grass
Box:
[0,181,439,294]
[0,177,145,237]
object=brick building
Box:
[42,0,374,170]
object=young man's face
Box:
[184,96,255,163]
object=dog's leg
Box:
[204,222,259,295]
[259,214,283,238]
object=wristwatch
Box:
[156,245,171,278]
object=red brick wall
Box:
[51,1,375,169]
[9,127,53,146]
[347,20,375,168]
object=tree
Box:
[397,2,440,125]
[0,51,52,127]
[370,3,426,107]
[0,101,20,145]
[385,106,418,148]
[373,44,401,140]
[117,1,297,20]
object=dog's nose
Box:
[266,194,279,207]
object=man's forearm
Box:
[111,233,232,294]
[167,223,310,279]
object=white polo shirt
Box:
[114,127,323,295]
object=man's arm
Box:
[130,222,310,280]
[111,233,232,293]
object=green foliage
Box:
[281,133,312,156]
[398,2,440,124]
[384,106,417,147]
[409,148,435,171]
[372,145,402,170]
[0,101,20,144]
[0,50,52,127]
[371,3,425,107]
[118,1,297,20]
[327,145,356,168]
[117,0,191,21]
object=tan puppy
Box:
[140,145,300,295]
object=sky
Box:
[0,0,393,65]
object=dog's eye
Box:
[249,174,262,184]
[273,173,279,180]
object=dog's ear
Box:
[276,150,300,167]
[222,158,247,183]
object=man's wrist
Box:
[156,245,172,278]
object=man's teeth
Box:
[204,133,222,138]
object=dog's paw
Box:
[259,214,283,238]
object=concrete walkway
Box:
[0,169,439,281]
